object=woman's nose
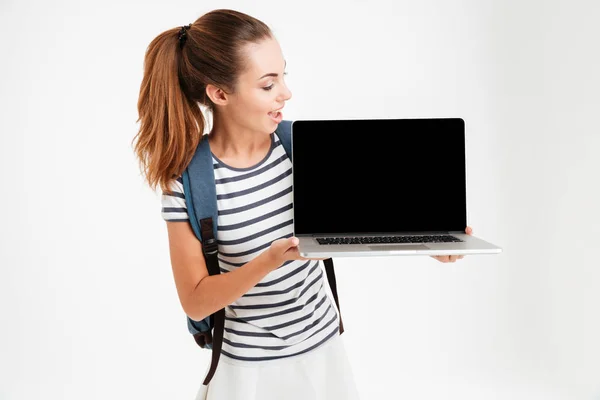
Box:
[281,84,292,101]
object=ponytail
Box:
[132,29,204,194]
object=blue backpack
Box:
[180,120,344,385]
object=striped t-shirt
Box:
[161,132,341,362]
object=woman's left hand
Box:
[431,226,473,263]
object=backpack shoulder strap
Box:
[274,119,293,160]
[182,134,218,242]
[181,134,225,385]
[323,258,344,334]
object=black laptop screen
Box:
[291,118,467,235]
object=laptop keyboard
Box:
[316,235,463,245]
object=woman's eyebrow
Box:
[258,60,287,80]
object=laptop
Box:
[290,117,503,257]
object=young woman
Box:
[133,8,473,399]
[133,9,361,399]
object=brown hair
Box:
[132,9,273,194]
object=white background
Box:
[1,0,599,399]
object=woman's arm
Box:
[166,221,281,321]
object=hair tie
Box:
[178,23,192,49]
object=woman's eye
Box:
[263,72,288,91]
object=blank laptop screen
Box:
[291,118,467,235]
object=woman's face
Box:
[224,37,293,134]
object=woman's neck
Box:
[208,113,272,167]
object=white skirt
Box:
[194,333,360,400]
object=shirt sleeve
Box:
[161,176,189,221]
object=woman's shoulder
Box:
[161,176,188,221]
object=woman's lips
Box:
[268,110,283,123]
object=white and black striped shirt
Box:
[161,133,340,362]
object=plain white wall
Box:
[1,0,598,399]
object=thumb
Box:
[290,237,299,246]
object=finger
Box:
[287,247,300,257]
[465,226,473,235]
[458,255,464,259]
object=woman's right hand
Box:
[266,237,321,267]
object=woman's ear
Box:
[205,84,229,106]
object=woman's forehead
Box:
[241,39,286,79]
